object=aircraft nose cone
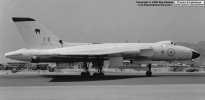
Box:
[5,53,11,58]
[192,51,200,59]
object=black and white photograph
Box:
[0,0,205,100]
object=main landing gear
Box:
[93,65,105,77]
[146,64,152,77]
[80,59,105,78]
[81,58,105,78]
[93,58,105,78]
[81,61,91,78]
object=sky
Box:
[0,0,205,63]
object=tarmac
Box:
[0,71,205,100]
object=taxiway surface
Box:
[0,72,205,100]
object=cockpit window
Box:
[171,42,176,45]
[157,41,176,45]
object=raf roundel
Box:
[167,48,175,56]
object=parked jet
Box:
[5,17,200,77]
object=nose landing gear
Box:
[146,64,152,77]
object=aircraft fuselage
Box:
[5,42,199,63]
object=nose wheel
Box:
[146,64,152,77]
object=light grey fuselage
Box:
[5,41,200,63]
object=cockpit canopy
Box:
[157,41,176,45]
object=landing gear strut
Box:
[93,59,105,77]
[146,64,152,77]
[81,61,90,78]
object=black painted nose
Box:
[192,51,200,59]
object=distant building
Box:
[0,64,5,70]
[199,65,205,71]
[169,64,190,72]
[6,62,32,70]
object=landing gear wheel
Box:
[93,73,98,77]
[93,72,105,78]
[146,71,152,77]
[81,59,91,78]
[92,58,105,78]
[81,71,90,78]
[100,72,105,77]
[146,64,152,77]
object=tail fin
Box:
[12,17,63,49]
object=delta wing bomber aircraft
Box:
[5,17,200,77]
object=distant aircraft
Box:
[5,17,200,77]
